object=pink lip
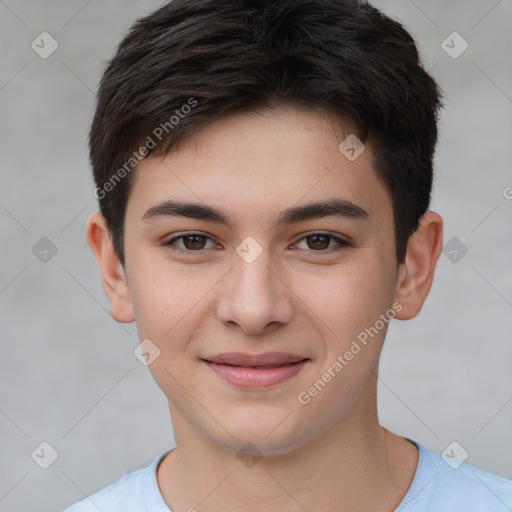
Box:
[202,352,310,389]
[203,351,308,366]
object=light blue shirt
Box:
[63,441,512,511]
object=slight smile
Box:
[201,352,311,389]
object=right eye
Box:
[163,232,219,252]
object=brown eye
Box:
[294,232,351,252]
[164,233,217,252]
[306,234,331,250]
[182,235,207,250]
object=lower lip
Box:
[204,360,309,389]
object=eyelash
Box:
[162,231,352,254]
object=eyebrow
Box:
[141,197,369,228]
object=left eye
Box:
[295,233,349,251]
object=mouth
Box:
[201,352,310,389]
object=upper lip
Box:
[202,352,309,367]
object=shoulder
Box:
[61,453,169,512]
[398,442,512,511]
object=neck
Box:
[157,374,418,512]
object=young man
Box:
[65,0,512,510]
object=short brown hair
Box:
[89,0,444,266]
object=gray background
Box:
[0,1,511,511]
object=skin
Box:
[86,106,443,512]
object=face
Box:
[122,107,402,455]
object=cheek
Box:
[128,258,214,400]
[128,252,216,342]
[297,255,394,339]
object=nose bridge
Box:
[216,243,293,333]
[234,248,274,297]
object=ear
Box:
[393,211,443,320]
[85,212,135,323]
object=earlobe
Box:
[85,212,135,323]
[393,211,443,320]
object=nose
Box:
[215,246,294,335]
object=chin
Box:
[211,408,314,458]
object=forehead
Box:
[126,106,392,226]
